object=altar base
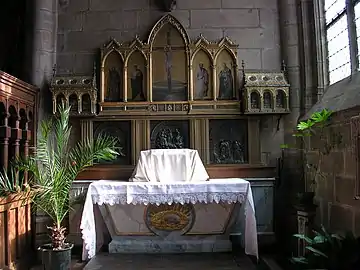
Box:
[109,239,232,254]
[99,202,241,254]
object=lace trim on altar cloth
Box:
[91,192,246,205]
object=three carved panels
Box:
[94,119,248,166]
[101,15,238,103]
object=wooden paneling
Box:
[0,71,38,269]
[0,196,31,269]
[77,164,276,180]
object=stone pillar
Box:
[313,0,328,99]
[299,0,318,111]
[24,0,58,250]
[276,0,304,257]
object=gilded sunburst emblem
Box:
[145,203,195,235]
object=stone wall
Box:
[27,0,311,251]
[308,108,360,235]
[56,0,281,74]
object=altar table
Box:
[80,178,258,261]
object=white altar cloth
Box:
[80,178,258,261]
[130,149,209,182]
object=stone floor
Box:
[83,253,257,270]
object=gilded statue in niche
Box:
[127,51,146,101]
[192,50,211,100]
[104,51,123,102]
[152,23,188,101]
[106,67,122,101]
[217,50,235,100]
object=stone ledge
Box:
[109,239,232,253]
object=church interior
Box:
[1,0,360,269]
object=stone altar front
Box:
[102,200,239,254]
[80,179,258,260]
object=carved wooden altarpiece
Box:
[50,14,291,179]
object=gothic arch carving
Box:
[147,14,190,49]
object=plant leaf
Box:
[305,246,328,258]
[293,234,314,244]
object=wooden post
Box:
[0,111,10,170]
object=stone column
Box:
[24,0,58,250]
[299,0,318,111]
[313,0,328,99]
[276,0,305,257]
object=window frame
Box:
[325,0,360,85]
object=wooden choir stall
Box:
[49,15,290,260]
[0,71,38,269]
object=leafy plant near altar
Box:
[291,226,360,270]
[12,103,120,269]
[0,166,29,197]
[280,108,341,205]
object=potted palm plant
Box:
[14,103,119,270]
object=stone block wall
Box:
[308,108,360,235]
[56,0,281,74]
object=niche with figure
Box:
[69,94,78,112]
[151,22,188,101]
[263,91,273,110]
[192,49,212,100]
[216,49,236,100]
[276,89,286,109]
[250,91,260,110]
[103,51,123,102]
[82,94,92,113]
[127,50,147,101]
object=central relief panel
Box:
[152,23,188,101]
[150,120,189,149]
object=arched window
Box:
[325,0,360,85]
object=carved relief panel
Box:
[209,119,248,164]
[150,120,189,149]
[93,121,132,165]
